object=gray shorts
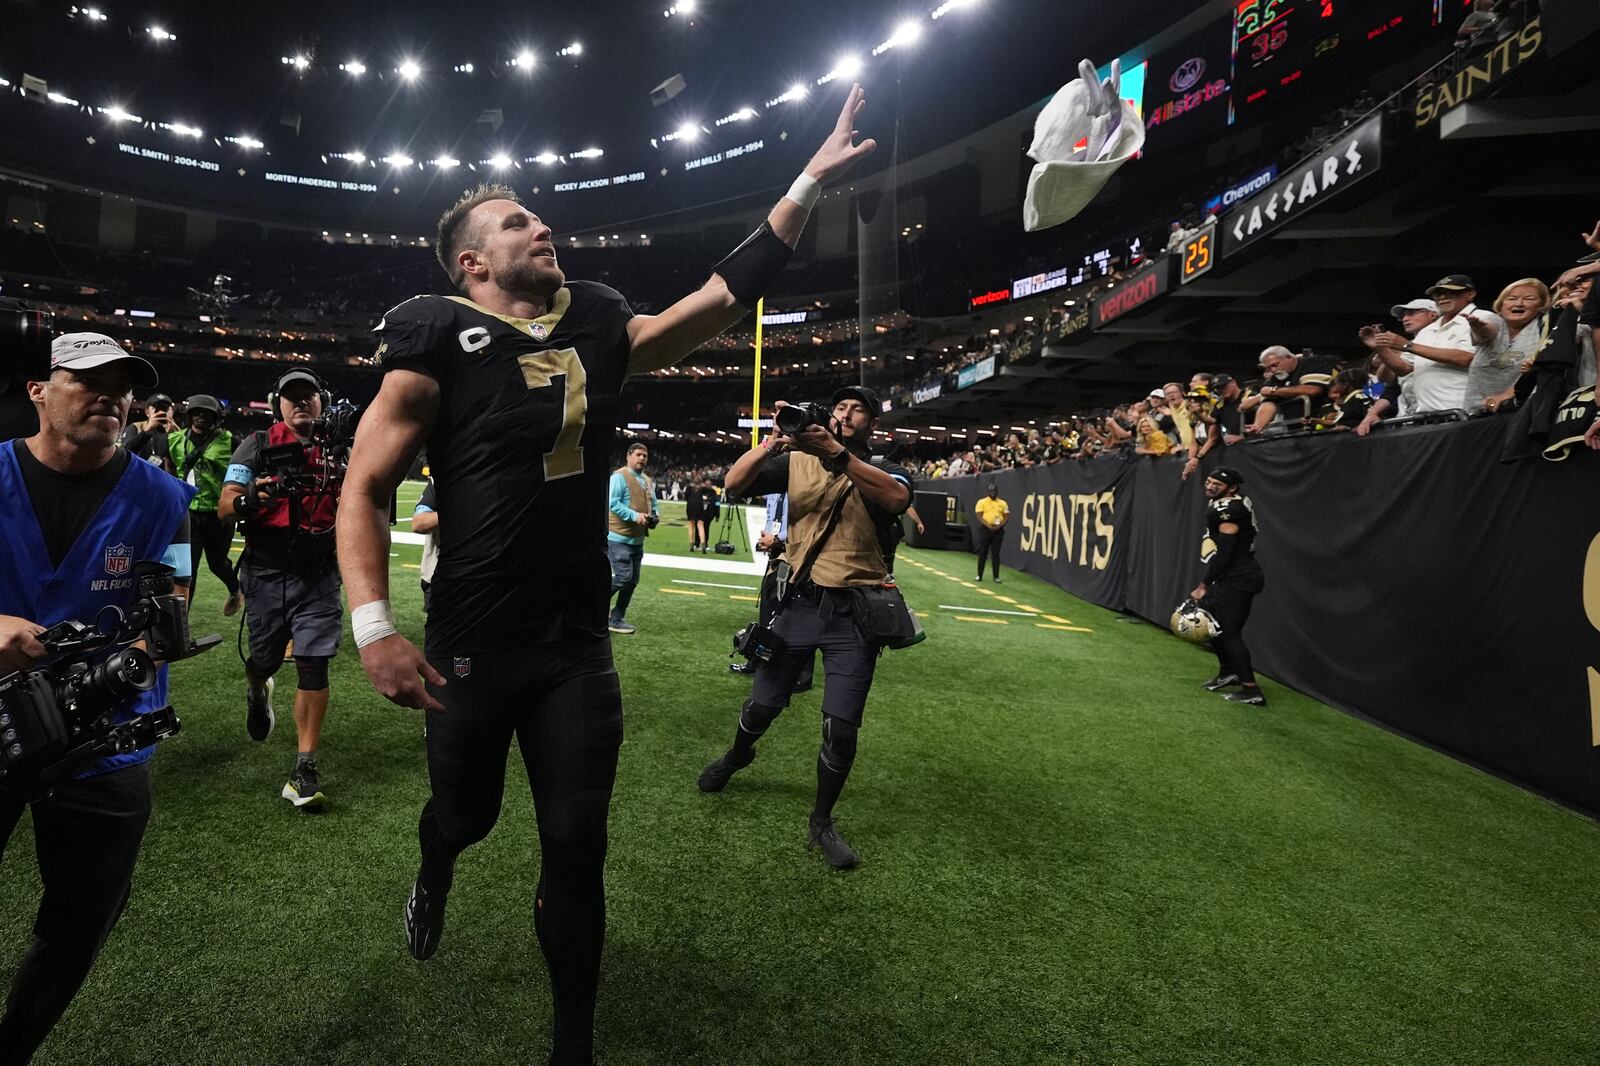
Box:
[240,565,344,666]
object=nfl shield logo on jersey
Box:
[530,322,548,342]
[104,543,133,576]
[453,657,472,678]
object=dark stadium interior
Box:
[5,0,1600,1057]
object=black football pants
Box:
[1205,564,1265,685]
[0,764,151,1065]
[419,636,622,1059]
[188,510,240,604]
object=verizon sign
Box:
[1221,114,1384,259]
[1091,262,1171,328]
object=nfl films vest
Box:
[783,451,889,588]
[607,467,653,540]
[0,441,194,775]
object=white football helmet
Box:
[1170,599,1222,643]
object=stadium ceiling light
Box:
[512,50,536,70]
[340,60,366,76]
[46,91,80,105]
[663,0,695,15]
[74,6,110,21]
[931,0,976,18]
[453,62,475,73]
[101,104,139,122]
[715,106,757,126]
[874,18,924,54]
[147,25,175,41]
[397,59,422,80]
[766,83,808,107]
[382,152,413,167]
[533,151,559,164]
[282,54,311,70]
[817,54,863,85]
[557,42,583,58]
[228,134,264,149]
[432,156,460,168]
[570,147,603,159]
[163,121,202,137]
[672,122,701,142]
[488,153,513,168]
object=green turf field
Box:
[4,489,1600,1064]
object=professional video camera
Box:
[730,619,784,668]
[0,562,221,795]
[774,401,832,436]
[0,295,54,378]
[246,398,365,507]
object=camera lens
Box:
[68,647,157,712]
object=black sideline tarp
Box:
[941,419,1600,816]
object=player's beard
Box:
[498,255,565,302]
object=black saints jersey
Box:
[375,282,636,655]
[1200,494,1258,564]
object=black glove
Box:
[643,512,660,529]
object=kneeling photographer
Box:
[696,386,914,870]
[0,334,201,1061]
[219,369,352,810]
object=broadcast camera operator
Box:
[0,333,194,1061]
[697,386,913,870]
[219,369,350,810]
[168,394,242,615]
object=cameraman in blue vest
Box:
[0,333,193,1062]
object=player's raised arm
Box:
[625,83,878,374]
[336,366,447,712]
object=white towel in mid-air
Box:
[1023,59,1145,232]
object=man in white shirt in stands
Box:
[1368,275,1479,414]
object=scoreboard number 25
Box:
[1180,223,1217,285]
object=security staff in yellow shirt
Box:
[973,483,1009,583]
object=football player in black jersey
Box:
[1191,467,1266,705]
[336,85,877,1066]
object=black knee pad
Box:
[246,656,282,683]
[738,699,783,738]
[819,715,859,774]
[295,656,329,691]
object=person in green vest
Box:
[606,442,658,634]
[168,393,242,614]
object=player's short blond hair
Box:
[435,183,522,292]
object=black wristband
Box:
[824,448,852,474]
[711,222,794,308]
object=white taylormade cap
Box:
[49,332,159,386]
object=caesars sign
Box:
[1415,18,1542,128]
[1017,489,1116,570]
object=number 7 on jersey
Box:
[516,348,588,480]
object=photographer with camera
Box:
[697,387,913,870]
[119,393,174,466]
[167,394,243,616]
[0,333,195,1061]
[606,443,658,635]
[218,370,344,809]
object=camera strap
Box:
[179,428,218,482]
[777,483,853,608]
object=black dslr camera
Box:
[313,399,363,454]
[774,401,831,435]
[0,562,221,795]
[731,620,784,667]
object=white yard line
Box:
[936,603,1037,618]
[672,579,761,591]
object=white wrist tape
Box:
[785,172,821,211]
[352,600,399,649]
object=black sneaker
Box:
[696,748,755,793]
[1223,689,1267,706]
[807,816,860,869]
[1203,673,1241,691]
[282,759,326,810]
[404,879,446,961]
[728,661,757,676]
[791,677,813,694]
[246,675,275,742]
